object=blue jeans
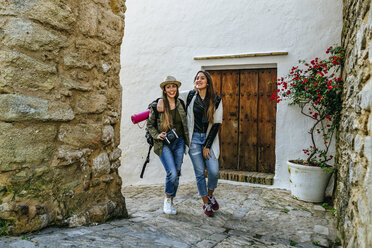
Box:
[159,137,185,198]
[189,132,219,197]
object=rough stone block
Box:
[102,125,114,145]
[63,52,94,70]
[0,50,57,92]
[101,175,114,183]
[9,240,37,248]
[354,134,364,154]
[110,160,121,169]
[66,215,87,227]
[0,18,68,51]
[360,78,371,110]
[109,148,122,161]
[364,136,372,163]
[0,1,17,16]
[312,236,329,248]
[369,40,372,64]
[102,63,111,73]
[58,124,102,148]
[0,123,57,172]
[25,0,75,31]
[313,205,325,211]
[0,94,74,122]
[75,94,107,114]
[313,225,329,235]
[356,23,366,57]
[97,9,124,45]
[78,0,99,36]
[57,146,92,166]
[75,39,110,54]
[92,152,110,177]
[59,76,93,97]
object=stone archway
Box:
[0,0,127,234]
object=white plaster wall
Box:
[119,0,342,189]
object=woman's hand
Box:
[157,99,164,112]
[156,132,167,140]
[203,147,212,160]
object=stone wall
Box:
[0,0,127,234]
[335,0,371,247]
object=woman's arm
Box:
[146,107,167,140]
[203,98,223,159]
[146,107,160,139]
[213,97,223,124]
[204,123,221,149]
[179,90,190,103]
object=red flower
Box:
[327,85,333,90]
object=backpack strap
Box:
[215,94,221,109]
[186,90,221,110]
[148,98,161,120]
[186,90,196,110]
[178,98,186,112]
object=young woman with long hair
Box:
[180,70,223,217]
[147,76,189,215]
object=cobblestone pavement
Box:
[0,181,338,248]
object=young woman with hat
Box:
[146,76,189,215]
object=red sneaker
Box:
[203,203,214,217]
[208,195,219,211]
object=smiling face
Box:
[194,72,208,90]
[164,83,178,99]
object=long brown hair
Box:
[194,70,217,123]
[160,84,179,132]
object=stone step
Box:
[218,170,274,185]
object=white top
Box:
[180,90,223,159]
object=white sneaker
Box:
[163,198,172,214]
[170,201,177,215]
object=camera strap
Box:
[140,144,153,178]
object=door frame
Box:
[202,63,277,71]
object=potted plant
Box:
[271,46,345,202]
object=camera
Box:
[164,129,179,145]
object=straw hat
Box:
[160,75,182,89]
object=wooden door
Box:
[257,69,277,173]
[219,71,240,170]
[207,69,276,173]
[239,70,258,171]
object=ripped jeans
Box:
[159,137,185,198]
[189,132,219,197]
